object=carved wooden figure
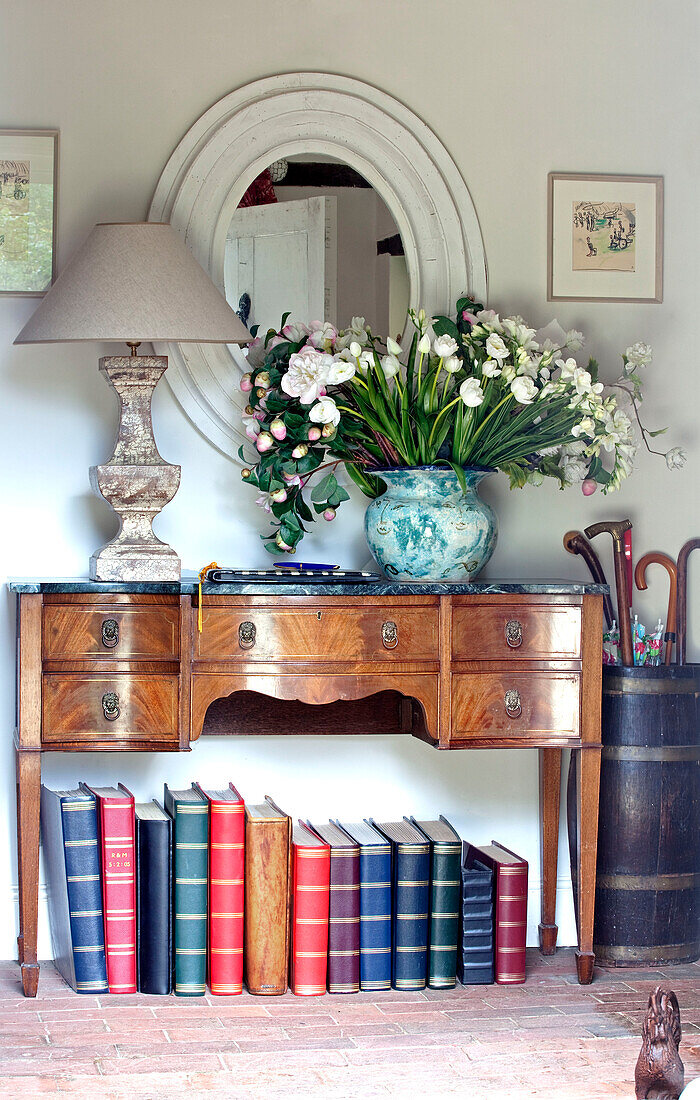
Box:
[635,987,684,1100]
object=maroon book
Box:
[464,841,528,985]
[308,821,360,993]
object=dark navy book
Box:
[336,820,392,991]
[371,819,430,991]
[40,786,108,993]
[458,851,494,985]
[136,801,172,995]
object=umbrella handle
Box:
[635,552,678,665]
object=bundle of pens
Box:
[564,526,699,670]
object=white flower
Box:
[665,446,686,470]
[443,355,462,374]
[418,333,431,355]
[387,337,402,356]
[481,359,502,378]
[503,318,538,351]
[308,321,338,351]
[625,342,653,367]
[565,329,585,351]
[309,396,341,426]
[517,356,539,379]
[327,359,356,384]
[381,355,401,379]
[459,377,484,407]
[281,320,311,343]
[336,317,371,350]
[349,341,362,358]
[242,413,261,440]
[559,455,589,485]
[357,349,375,374]
[256,492,273,513]
[281,348,333,404]
[486,333,510,360]
[476,309,503,331]
[571,416,596,438]
[536,320,568,353]
[433,334,459,358]
[511,376,537,404]
[501,363,517,383]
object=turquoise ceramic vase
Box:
[364,465,497,581]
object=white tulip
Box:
[433,334,459,358]
[481,359,502,378]
[387,337,402,356]
[510,376,537,404]
[381,355,401,379]
[459,377,484,407]
[443,355,462,374]
[486,333,510,360]
[418,333,431,355]
[327,359,356,384]
[349,341,362,358]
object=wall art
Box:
[0,129,58,296]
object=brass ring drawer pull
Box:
[505,619,523,648]
[102,691,120,721]
[381,620,399,649]
[238,621,256,650]
[101,618,120,648]
[504,688,522,718]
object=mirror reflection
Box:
[224,155,409,343]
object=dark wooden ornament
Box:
[635,987,684,1100]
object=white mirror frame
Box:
[149,72,487,459]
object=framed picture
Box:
[547,172,663,303]
[0,129,58,296]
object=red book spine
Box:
[208,795,245,995]
[494,863,528,985]
[291,840,330,996]
[97,794,137,993]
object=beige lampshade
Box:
[14,222,251,345]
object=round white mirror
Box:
[149,73,487,459]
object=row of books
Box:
[41,782,529,996]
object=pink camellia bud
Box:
[255,371,271,389]
[321,423,336,438]
[256,431,274,453]
[241,468,251,479]
[283,472,302,487]
[270,418,287,441]
[307,426,322,441]
[582,479,597,496]
[270,487,288,503]
[291,443,309,459]
[240,373,253,392]
[275,531,294,552]
[323,507,336,522]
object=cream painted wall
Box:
[1,0,698,960]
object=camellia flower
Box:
[665,446,686,470]
[309,396,341,427]
[282,471,302,487]
[327,359,356,384]
[308,321,338,351]
[256,492,273,513]
[270,487,288,503]
[281,320,311,342]
[443,355,462,374]
[511,376,537,404]
[281,348,333,404]
[625,342,653,368]
[242,412,261,440]
[275,531,294,551]
[459,377,484,407]
[485,333,510,360]
[381,355,401,379]
[481,359,502,378]
[323,507,336,521]
[433,334,459,359]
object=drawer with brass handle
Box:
[196,605,439,662]
[451,600,581,661]
[43,605,180,661]
[450,672,580,741]
[41,673,179,745]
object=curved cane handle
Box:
[634,552,678,665]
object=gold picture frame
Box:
[547,172,663,303]
[0,129,59,296]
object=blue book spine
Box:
[393,844,430,991]
[61,796,108,993]
[359,846,392,991]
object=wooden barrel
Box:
[594,664,700,966]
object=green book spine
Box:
[166,790,209,996]
[427,842,461,989]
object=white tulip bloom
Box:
[459,377,484,407]
[381,355,401,379]
[481,359,502,378]
[433,334,459,358]
[387,337,402,356]
[327,359,356,384]
[486,333,510,360]
[418,333,432,355]
[511,376,537,404]
[309,396,341,427]
[443,355,462,374]
[349,341,362,358]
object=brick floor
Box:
[0,951,699,1098]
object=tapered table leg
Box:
[575,745,601,984]
[538,747,562,955]
[16,748,41,996]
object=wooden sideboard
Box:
[11,578,605,995]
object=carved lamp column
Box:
[15,222,251,581]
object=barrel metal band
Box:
[604,678,699,695]
[594,942,700,963]
[597,871,700,891]
[602,745,700,762]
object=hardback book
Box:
[135,801,172,995]
[290,822,331,996]
[40,785,108,994]
[244,796,291,995]
[308,821,360,994]
[164,784,209,997]
[194,782,245,996]
[410,816,461,989]
[464,841,528,984]
[336,820,391,991]
[458,851,494,985]
[370,818,430,992]
[82,783,137,994]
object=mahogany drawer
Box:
[452,600,581,661]
[43,604,180,661]
[196,605,439,662]
[450,671,580,741]
[42,673,179,745]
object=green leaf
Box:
[280,311,291,329]
[310,473,337,501]
[647,427,668,437]
[432,316,461,342]
[448,461,467,493]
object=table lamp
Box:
[14,222,251,581]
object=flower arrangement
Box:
[239,298,682,555]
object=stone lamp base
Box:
[89,356,181,582]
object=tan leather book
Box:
[243,796,291,995]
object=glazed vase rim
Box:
[368,463,496,475]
